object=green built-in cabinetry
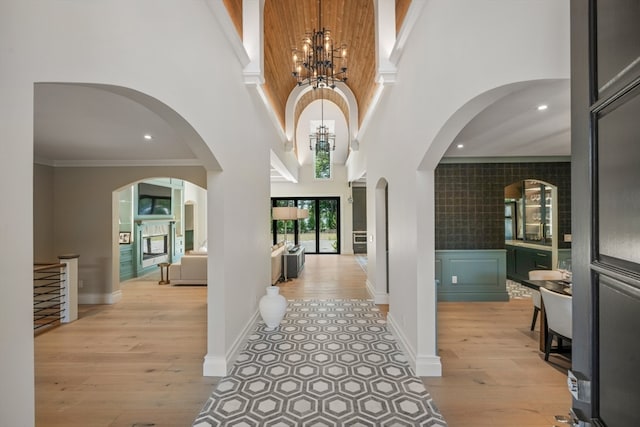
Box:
[119,244,135,281]
[506,244,552,283]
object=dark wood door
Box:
[572,1,640,425]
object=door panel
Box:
[573,1,640,425]
[318,199,339,253]
[597,274,640,427]
[595,0,640,100]
[297,199,316,254]
[596,87,640,272]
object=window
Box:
[311,119,334,180]
[314,149,332,180]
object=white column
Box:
[374,0,398,84]
[243,0,265,84]
[415,169,441,376]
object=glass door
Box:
[318,199,339,253]
[297,199,316,253]
[271,197,340,254]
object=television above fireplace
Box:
[138,182,172,216]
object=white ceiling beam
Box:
[374,0,397,84]
[242,0,265,85]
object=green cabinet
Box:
[505,179,554,246]
[506,246,516,277]
[507,244,552,282]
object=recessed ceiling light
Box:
[537,104,548,111]
[143,134,153,141]
[457,144,464,149]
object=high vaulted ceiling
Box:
[223,0,412,129]
[33,1,571,171]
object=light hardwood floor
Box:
[35,254,570,426]
[424,300,572,426]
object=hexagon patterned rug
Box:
[193,299,447,427]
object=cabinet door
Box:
[513,247,551,281]
[506,247,516,277]
[522,180,553,246]
[542,185,553,244]
[523,181,544,242]
[533,251,551,270]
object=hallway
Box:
[34,254,569,426]
[34,254,371,426]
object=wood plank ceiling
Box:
[222,0,410,133]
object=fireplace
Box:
[136,220,174,270]
[142,235,168,260]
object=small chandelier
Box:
[291,0,347,89]
[309,90,335,151]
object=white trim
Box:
[366,279,389,304]
[39,158,205,168]
[205,0,250,68]
[387,312,442,377]
[78,290,122,305]
[225,308,261,369]
[386,312,416,371]
[415,354,443,377]
[202,354,227,377]
[270,150,298,183]
[355,84,385,144]
[242,0,265,85]
[249,84,287,142]
[390,0,426,64]
[374,0,398,84]
[202,308,262,377]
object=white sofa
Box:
[169,253,207,285]
[271,243,285,285]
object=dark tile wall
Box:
[435,162,571,250]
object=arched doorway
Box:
[114,178,207,286]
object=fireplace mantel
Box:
[135,220,175,273]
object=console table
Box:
[283,247,305,279]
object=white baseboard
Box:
[202,354,227,377]
[78,290,122,305]
[366,279,389,304]
[226,309,261,369]
[415,354,442,377]
[202,308,261,377]
[386,312,442,377]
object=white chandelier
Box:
[291,0,347,89]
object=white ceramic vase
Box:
[259,286,287,330]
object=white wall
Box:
[184,181,208,251]
[34,164,55,262]
[357,0,570,375]
[271,164,354,254]
[1,1,278,424]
